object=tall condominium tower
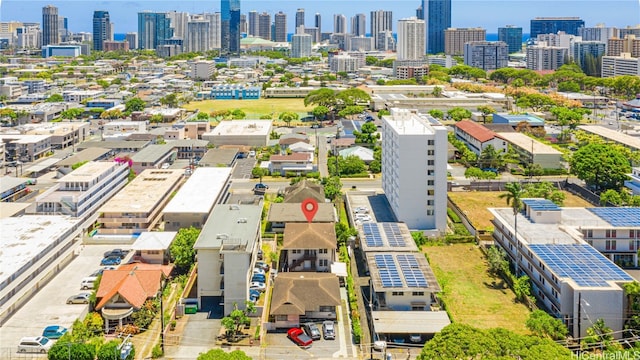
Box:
[248,10,259,37]
[274,11,287,42]
[295,8,305,31]
[444,27,486,56]
[257,12,271,40]
[351,14,366,37]
[93,11,112,51]
[42,5,59,46]
[498,25,523,53]
[423,0,451,54]
[370,10,392,50]
[137,11,174,50]
[530,17,585,38]
[397,17,425,60]
[186,17,210,52]
[166,11,189,39]
[221,0,240,53]
[205,12,222,49]
[315,13,322,37]
[334,14,346,34]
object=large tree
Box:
[169,227,201,273]
[312,105,329,121]
[304,88,337,108]
[278,111,299,127]
[125,97,146,113]
[353,121,379,144]
[526,310,569,340]
[336,88,371,108]
[447,107,472,122]
[569,143,631,192]
[477,105,495,124]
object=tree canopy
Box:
[447,107,472,121]
[353,121,379,144]
[46,93,64,102]
[169,227,201,273]
[197,349,252,360]
[525,310,569,340]
[569,143,631,192]
[125,97,146,113]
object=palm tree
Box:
[499,182,525,276]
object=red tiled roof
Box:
[95,269,164,310]
[455,120,497,143]
[270,153,311,162]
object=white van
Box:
[80,276,98,290]
[18,336,53,353]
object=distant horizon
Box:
[1,0,638,35]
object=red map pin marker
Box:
[301,198,319,223]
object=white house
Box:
[130,231,177,264]
[453,120,507,155]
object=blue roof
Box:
[529,244,633,287]
[523,199,560,211]
[493,113,545,126]
[588,208,640,227]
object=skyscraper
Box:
[274,12,287,42]
[221,0,240,53]
[445,27,485,56]
[464,41,509,70]
[42,5,59,46]
[351,14,366,37]
[397,17,425,60]
[186,17,210,52]
[292,33,312,58]
[498,25,523,53]
[530,17,585,38]
[125,32,138,50]
[416,5,423,20]
[258,12,271,40]
[93,11,112,51]
[370,10,392,50]
[240,14,247,34]
[137,11,174,50]
[334,14,346,34]
[315,13,322,38]
[295,8,305,31]
[248,10,259,37]
[166,11,189,40]
[205,12,222,49]
[423,0,452,54]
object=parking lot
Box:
[0,244,127,357]
[232,158,256,179]
[347,193,397,225]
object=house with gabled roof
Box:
[282,179,325,203]
[454,120,507,155]
[282,223,336,272]
[269,272,341,328]
[268,153,314,176]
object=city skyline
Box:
[1,1,638,36]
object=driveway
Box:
[163,311,221,359]
[232,158,256,179]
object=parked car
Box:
[322,321,335,340]
[67,293,90,304]
[42,325,68,339]
[257,250,264,260]
[103,249,128,259]
[101,256,121,266]
[373,340,387,351]
[254,183,269,190]
[409,334,422,343]
[287,328,313,349]
[255,261,270,272]
[302,322,321,340]
[252,268,265,276]
[353,206,369,214]
[251,274,266,283]
[80,276,98,290]
[90,266,117,277]
[248,151,256,157]
[249,282,266,292]
[18,336,53,353]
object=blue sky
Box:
[1,0,638,34]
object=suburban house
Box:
[278,133,310,149]
[95,265,172,332]
[282,180,325,203]
[193,203,262,315]
[130,231,177,264]
[288,141,315,154]
[330,138,356,154]
[268,153,314,176]
[339,146,375,163]
[269,272,341,329]
[453,120,507,155]
[281,223,336,272]
[267,202,337,233]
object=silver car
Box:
[322,321,335,340]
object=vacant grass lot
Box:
[424,243,531,334]
[182,98,313,118]
[448,191,593,232]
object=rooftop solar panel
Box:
[523,198,560,211]
[397,254,429,288]
[382,223,407,247]
[529,244,633,287]
[374,254,403,288]
[588,208,640,227]
[363,223,383,247]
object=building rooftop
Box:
[359,222,419,252]
[270,272,341,316]
[162,167,231,214]
[283,223,337,249]
[267,202,336,223]
[493,113,545,126]
[77,140,150,151]
[454,120,499,142]
[496,132,562,155]
[372,310,450,334]
[194,203,262,251]
[0,176,28,193]
[56,148,111,167]
[588,208,640,227]
[0,215,79,285]
[131,231,177,251]
[131,144,175,163]
[98,169,184,214]
[382,108,443,135]
[199,148,238,167]
[0,202,30,218]
[577,125,640,152]
[367,252,440,292]
[58,161,119,183]
[208,120,272,136]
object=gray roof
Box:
[199,148,238,167]
[283,223,337,249]
[0,176,28,194]
[270,272,341,315]
[131,144,175,163]
[56,148,111,167]
[77,140,150,151]
[268,202,336,223]
[194,203,262,251]
[167,139,210,148]
[372,311,450,334]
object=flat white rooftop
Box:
[162,167,231,214]
[497,132,562,155]
[0,134,50,143]
[209,120,272,136]
[58,161,120,183]
[0,215,79,285]
[383,108,444,135]
[131,231,177,251]
[98,169,183,214]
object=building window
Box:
[392,291,404,296]
[412,291,424,296]
[427,180,434,185]
[631,230,637,238]
[427,160,434,165]
[606,230,617,238]
[583,229,593,238]
[606,240,617,250]
[319,249,328,254]
[319,259,328,267]
[427,140,434,145]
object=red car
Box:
[287,327,313,349]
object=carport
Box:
[372,310,451,342]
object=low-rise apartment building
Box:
[0,134,51,163]
[130,144,176,174]
[281,223,337,272]
[454,120,507,155]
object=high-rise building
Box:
[381,108,448,233]
[315,13,322,39]
[530,17,585,38]
[137,12,174,50]
[498,25,523,53]
[93,11,112,51]
[377,30,396,51]
[397,17,425,61]
[334,14,347,34]
[221,0,240,53]
[444,27,485,56]
[240,14,247,34]
[350,36,375,51]
[257,12,271,40]
[526,44,568,70]
[166,11,188,40]
[416,5,423,20]
[607,35,640,57]
[620,25,640,38]
[205,13,222,49]
[370,10,392,50]
[423,0,451,54]
[42,5,59,46]
[292,33,312,58]
[58,17,68,42]
[351,14,366,37]
[464,41,508,70]
[274,11,287,42]
[602,53,640,77]
[573,41,606,75]
[295,8,305,32]
[125,32,138,50]
[248,11,259,37]
[579,25,618,42]
[186,18,210,53]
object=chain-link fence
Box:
[0,348,47,360]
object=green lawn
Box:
[182,98,313,118]
[424,243,531,334]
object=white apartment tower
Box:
[292,33,312,58]
[397,17,425,60]
[205,13,221,49]
[371,10,393,50]
[381,108,448,233]
[186,18,210,53]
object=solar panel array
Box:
[397,254,428,288]
[588,208,640,227]
[529,244,634,287]
[362,223,382,247]
[375,254,403,288]
[382,223,406,247]
[522,199,560,211]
